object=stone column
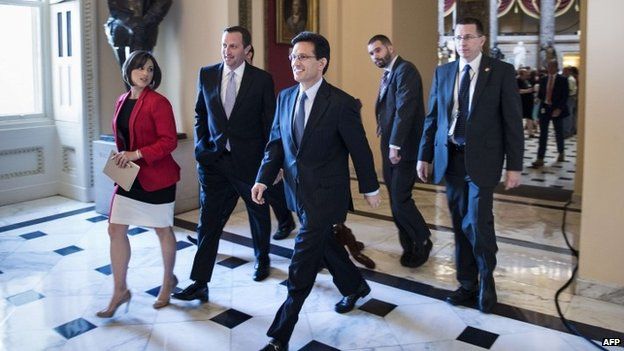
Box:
[438,0,446,47]
[539,0,556,66]
[489,0,498,46]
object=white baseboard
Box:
[576,277,624,305]
[57,182,92,203]
[0,182,59,206]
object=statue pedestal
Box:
[93,134,199,215]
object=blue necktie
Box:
[455,65,471,145]
[293,92,307,148]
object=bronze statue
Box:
[105,0,172,80]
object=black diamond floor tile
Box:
[146,285,183,298]
[210,308,252,329]
[7,290,44,306]
[86,215,108,223]
[54,318,97,339]
[359,298,397,317]
[176,241,193,250]
[54,245,83,256]
[128,227,149,236]
[20,231,47,240]
[217,256,249,269]
[299,340,340,351]
[456,326,499,349]
[95,264,112,275]
[280,279,288,287]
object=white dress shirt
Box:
[221,61,246,104]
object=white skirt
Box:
[109,194,174,228]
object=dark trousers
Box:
[382,159,431,253]
[264,180,295,230]
[191,153,271,282]
[537,111,565,159]
[267,207,366,344]
[444,147,497,291]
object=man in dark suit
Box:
[251,32,381,351]
[173,26,276,303]
[417,18,524,314]
[531,60,569,167]
[367,34,432,268]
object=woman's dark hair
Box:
[122,50,162,89]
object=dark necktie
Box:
[455,65,472,145]
[378,70,390,100]
[293,92,307,148]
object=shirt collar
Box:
[299,77,323,101]
[223,61,246,78]
[384,55,399,73]
[459,52,482,74]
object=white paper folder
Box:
[103,150,140,191]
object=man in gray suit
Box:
[417,17,523,313]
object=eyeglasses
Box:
[454,35,483,42]
[288,54,316,62]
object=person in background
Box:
[532,60,569,168]
[517,68,537,138]
[366,34,432,268]
[562,66,578,138]
[98,50,180,317]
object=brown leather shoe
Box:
[557,153,565,162]
[531,158,544,168]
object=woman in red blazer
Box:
[97,51,180,317]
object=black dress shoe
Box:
[334,283,371,313]
[445,286,478,306]
[399,251,414,267]
[478,276,497,313]
[259,338,288,351]
[171,281,208,302]
[272,222,296,240]
[253,261,270,281]
[186,235,198,245]
[402,239,433,268]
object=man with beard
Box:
[367,35,432,268]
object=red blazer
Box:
[112,87,180,191]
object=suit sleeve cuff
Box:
[389,144,401,150]
[364,189,380,196]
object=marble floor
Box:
[0,191,622,351]
[520,129,577,191]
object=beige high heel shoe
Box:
[153,275,178,309]
[96,290,132,318]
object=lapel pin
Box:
[485,67,490,72]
